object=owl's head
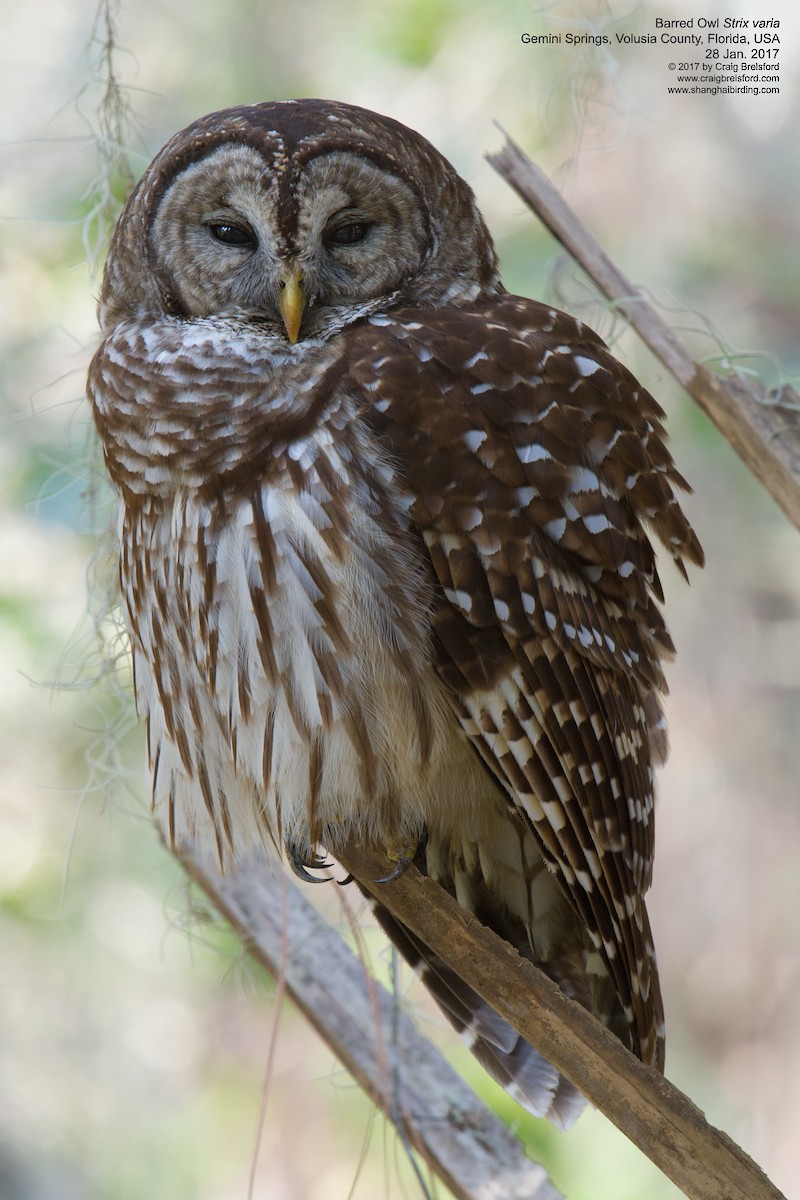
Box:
[99,100,500,340]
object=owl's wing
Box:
[348,296,703,1069]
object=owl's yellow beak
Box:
[278,268,306,344]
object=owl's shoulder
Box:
[345,294,665,439]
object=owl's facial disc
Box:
[150,143,428,338]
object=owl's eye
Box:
[325,222,372,247]
[207,222,257,249]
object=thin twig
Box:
[487,133,800,533]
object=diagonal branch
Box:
[487,134,800,533]
[181,848,563,1200]
[338,844,787,1200]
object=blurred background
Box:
[2,0,799,1197]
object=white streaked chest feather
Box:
[120,438,491,868]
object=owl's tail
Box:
[367,894,587,1129]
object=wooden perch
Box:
[338,844,786,1200]
[181,848,563,1200]
[183,841,787,1200]
[487,134,800,533]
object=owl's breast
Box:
[88,315,345,499]
[120,427,482,866]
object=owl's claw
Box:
[374,858,412,884]
[374,833,426,883]
[289,849,334,883]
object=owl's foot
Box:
[374,831,427,883]
[288,848,334,884]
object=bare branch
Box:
[181,848,563,1200]
[487,134,800,534]
[338,844,787,1200]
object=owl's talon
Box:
[374,858,412,884]
[374,834,425,884]
[289,850,333,883]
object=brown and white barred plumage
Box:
[88,100,703,1129]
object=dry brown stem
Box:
[487,134,800,533]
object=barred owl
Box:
[88,99,702,1129]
